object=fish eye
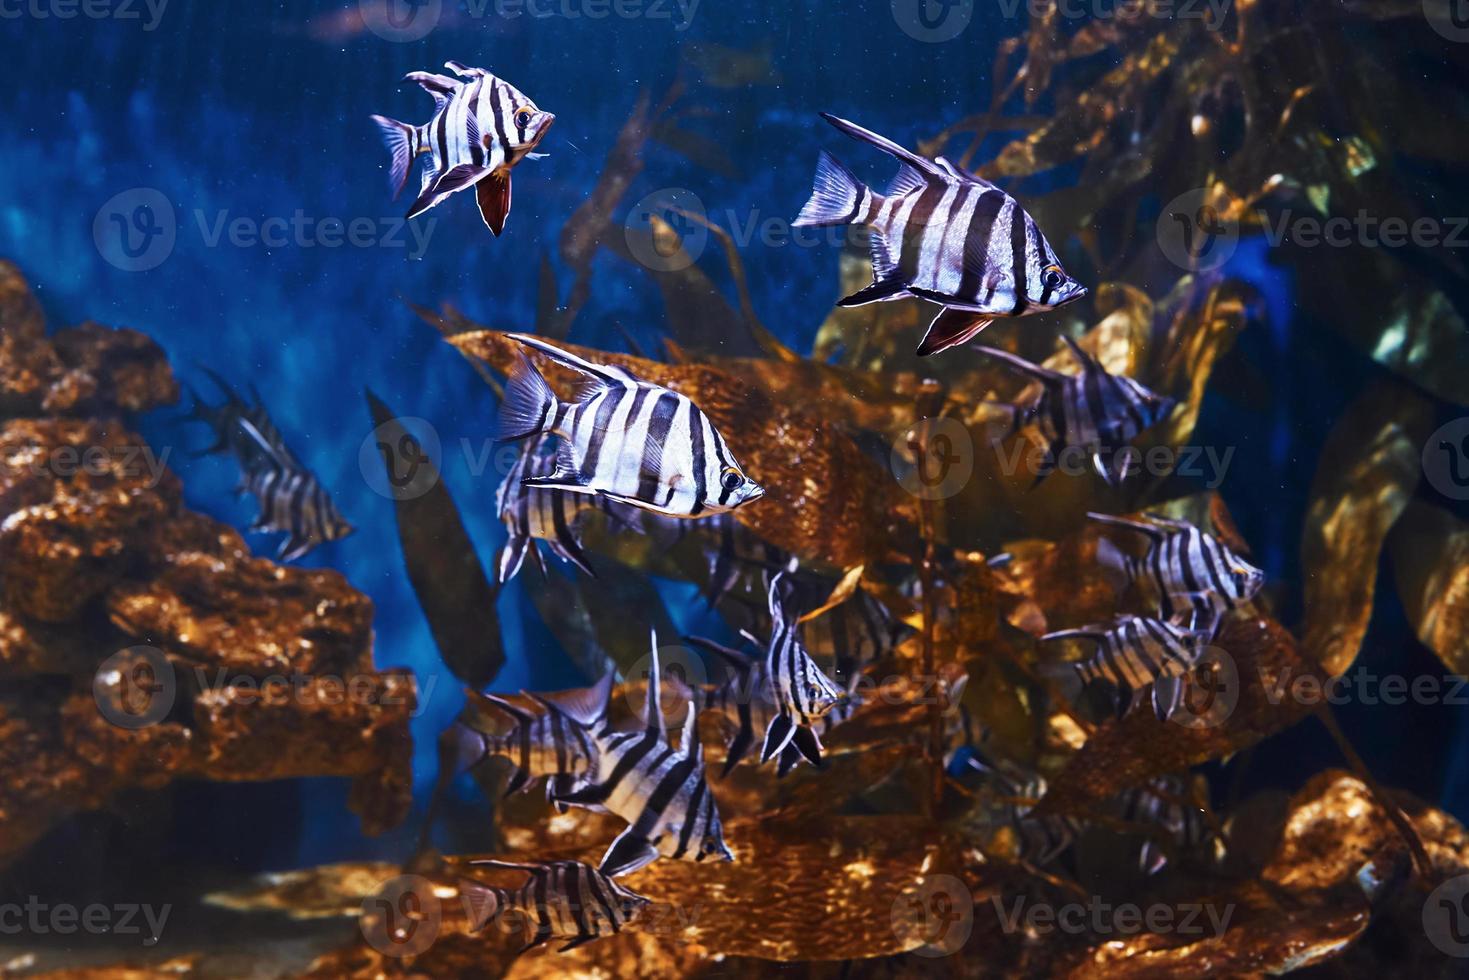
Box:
[514,108,533,128]
[1042,266,1065,289]
[720,469,744,492]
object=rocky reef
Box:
[0,260,414,869]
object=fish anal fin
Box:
[916,307,994,357]
[837,277,908,308]
[477,172,512,236]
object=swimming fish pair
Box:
[794,113,1087,356]
[186,370,352,562]
[497,335,765,519]
[371,61,553,235]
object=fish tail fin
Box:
[496,353,558,442]
[370,114,417,201]
[1095,535,1135,594]
[458,879,502,933]
[794,150,877,227]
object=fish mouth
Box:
[744,483,766,502]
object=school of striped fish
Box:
[170,73,1267,953]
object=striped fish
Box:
[792,113,1087,356]
[1043,614,1206,721]
[550,633,734,877]
[496,432,616,582]
[701,512,792,606]
[968,756,1080,865]
[1114,774,1218,875]
[799,589,913,680]
[370,61,554,235]
[1089,511,1265,635]
[226,413,352,562]
[460,859,648,954]
[458,673,612,807]
[496,335,764,519]
[977,337,1176,488]
[185,367,285,468]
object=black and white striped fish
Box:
[1089,512,1265,634]
[371,61,553,235]
[1114,774,1218,875]
[799,589,914,680]
[968,756,1080,866]
[550,633,734,877]
[185,367,284,465]
[701,512,792,606]
[978,337,1176,488]
[496,433,616,582]
[460,859,648,954]
[1043,614,1206,721]
[457,674,612,807]
[496,335,764,519]
[793,113,1087,356]
[222,411,352,562]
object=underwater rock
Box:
[0,262,414,865]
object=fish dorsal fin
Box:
[974,345,1068,384]
[644,629,666,738]
[1087,511,1167,540]
[529,672,613,728]
[678,701,699,759]
[404,71,459,112]
[445,60,490,79]
[1040,626,1109,643]
[683,635,757,674]
[886,165,927,198]
[766,572,791,625]
[936,156,1000,191]
[508,333,639,386]
[466,689,536,725]
[1060,335,1101,373]
[468,858,547,877]
[819,112,946,181]
[234,416,293,470]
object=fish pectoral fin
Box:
[477,171,512,236]
[430,163,486,200]
[600,829,660,878]
[838,277,908,307]
[759,715,797,763]
[916,307,994,357]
